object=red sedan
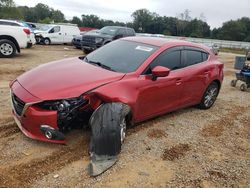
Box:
[10,37,223,174]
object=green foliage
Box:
[0,0,22,19]
[0,1,250,42]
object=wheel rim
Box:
[204,86,218,107]
[120,118,126,143]
[0,43,13,55]
[44,39,49,45]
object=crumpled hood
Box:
[17,57,125,101]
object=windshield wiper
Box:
[85,58,116,72]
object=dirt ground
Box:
[0,45,249,188]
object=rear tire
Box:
[199,82,219,109]
[0,39,17,58]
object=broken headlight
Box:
[37,96,87,112]
[38,96,88,131]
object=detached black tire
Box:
[199,82,219,109]
[0,39,17,58]
[89,103,130,156]
[43,38,51,45]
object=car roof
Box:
[0,19,20,24]
[103,26,133,30]
[122,36,207,49]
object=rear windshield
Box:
[85,40,158,73]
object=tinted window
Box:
[127,29,135,36]
[118,28,127,36]
[0,21,20,26]
[99,26,118,35]
[150,49,182,71]
[185,50,203,66]
[85,40,158,73]
[202,52,209,61]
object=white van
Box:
[34,24,80,45]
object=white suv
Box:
[0,19,36,46]
[0,23,31,57]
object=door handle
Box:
[176,78,182,85]
[204,70,210,74]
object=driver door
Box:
[135,47,185,121]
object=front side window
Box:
[99,26,118,36]
[144,48,182,74]
[118,29,127,37]
[50,26,60,33]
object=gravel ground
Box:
[0,45,249,187]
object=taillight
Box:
[23,28,30,35]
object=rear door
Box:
[180,47,210,106]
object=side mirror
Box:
[151,66,170,81]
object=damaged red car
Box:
[10,37,223,175]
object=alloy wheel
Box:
[0,43,13,56]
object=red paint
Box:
[10,37,223,143]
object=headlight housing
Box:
[95,38,103,43]
[37,96,87,112]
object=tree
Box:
[131,9,154,32]
[217,20,247,41]
[0,0,23,19]
[33,3,51,21]
[71,16,82,26]
[51,10,65,22]
[81,14,102,28]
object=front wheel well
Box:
[0,35,20,52]
[211,79,221,91]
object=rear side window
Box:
[127,29,135,36]
[202,52,209,61]
[0,21,20,26]
[118,29,127,36]
[185,50,203,66]
[150,49,182,71]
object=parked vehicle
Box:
[206,43,220,55]
[10,37,223,176]
[0,24,31,57]
[231,56,250,91]
[0,19,35,48]
[81,26,135,53]
[72,30,98,49]
[34,24,80,45]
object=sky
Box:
[14,0,250,28]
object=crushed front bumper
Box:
[10,81,66,144]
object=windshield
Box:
[99,27,118,35]
[20,22,34,31]
[38,25,53,31]
[84,40,158,73]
